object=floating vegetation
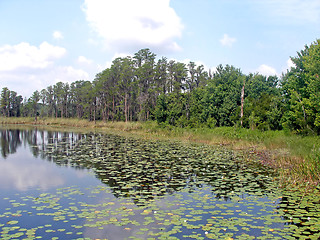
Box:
[0,128,320,239]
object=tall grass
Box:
[0,117,143,130]
[136,124,320,186]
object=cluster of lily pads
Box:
[42,133,278,201]
[1,130,320,239]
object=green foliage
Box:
[1,40,320,135]
[281,39,320,134]
[204,64,244,127]
[0,87,23,117]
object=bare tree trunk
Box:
[124,94,128,122]
[65,101,68,118]
[240,79,245,127]
[77,105,80,118]
[61,103,63,119]
[34,105,37,122]
[139,103,142,121]
[112,95,115,122]
[102,107,106,122]
[94,105,96,124]
[102,101,106,122]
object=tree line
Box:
[1,39,320,135]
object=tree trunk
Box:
[102,102,107,122]
[94,105,96,123]
[240,79,245,127]
[65,101,68,118]
[34,107,37,122]
[124,94,128,122]
[112,95,115,122]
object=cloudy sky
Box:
[1,0,320,98]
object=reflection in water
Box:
[0,129,22,158]
[0,157,65,191]
[0,128,93,192]
[0,127,275,202]
[40,132,277,204]
[1,127,319,239]
[0,128,85,161]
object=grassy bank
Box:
[1,117,319,188]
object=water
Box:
[0,126,319,239]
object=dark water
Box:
[0,126,319,239]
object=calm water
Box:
[0,126,319,239]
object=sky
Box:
[0,0,320,98]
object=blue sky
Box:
[1,0,320,97]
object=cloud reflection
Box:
[0,152,65,191]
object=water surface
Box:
[0,126,319,239]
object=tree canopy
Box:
[1,40,320,135]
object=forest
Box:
[1,39,320,135]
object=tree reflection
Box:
[37,132,276,204]
[0,129,22,158]
[0,127,275,204]
[0,127,85,164]
[1,126,318,236]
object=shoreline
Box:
[1,117,319,190]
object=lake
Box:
[0,126,319,239]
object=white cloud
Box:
[170,58,210,72]
[82,0,184,53]
[99,52,132,71]
[280,58,296,74]
[0,42,66,71]
[220,34,237,47]
[254,0,320,23]
[53,30,64,40]
[0,66,89,98]
[0,42,89,97]
[78,55,93,65]
[256,64,277,76]
[55,66,89,83]
[287,58,295,69]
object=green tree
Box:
[242,74,282,130]
[168,61,187,94]
[195,65,208,88]
[1,87,10,117]
[134,48,156,120]
[186,61,196,92]
[281,39,320,134]
[70,80,93,119]
[109,57,135,122]
[9,91,23,117]
[93,72,108,122]
[45,86,55,118]
[203,65,244,127]
[52,82,70,118]
[30,90,40,121]
[154,57,168,95]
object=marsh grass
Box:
[0,117,143,130]
[1,116,319,187]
